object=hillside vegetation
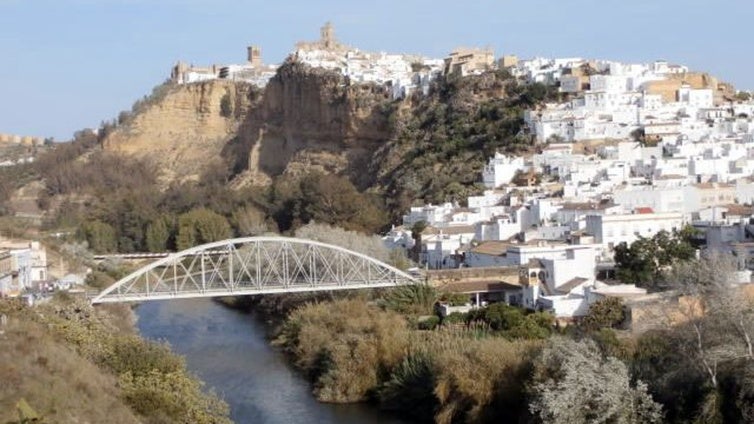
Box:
[373,69,558,216]
[0,296,230,423]
[1,64,562,252]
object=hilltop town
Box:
[164,24,754,325]
[4,17,754,424]
[6,22,754,327]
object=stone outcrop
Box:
[102,80,258,184]
[103,60,396,188]
[232,60,395,188]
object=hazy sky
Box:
[1,0,751,140]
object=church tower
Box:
[320,22,335,49]
[247,45,262,67]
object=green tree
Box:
[219,92,233,118]
[80,220,118,253]
[410,220,427,262]
[581,297,625,332]
[176,208,231,250]
[145,215,173,252]
[299,173,386,233]
[630,253,754,423]
[614,226,697,289]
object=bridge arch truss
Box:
[91,237,417,304]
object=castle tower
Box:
[320,21,335,49]
[247,45,262,67]
[171,61,188,83]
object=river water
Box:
[135,298,407,424]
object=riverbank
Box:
[215,289,549,423]
[0,294,231,423]
[135,297,407,424]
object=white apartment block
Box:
[482,153,526,188]
[402,203,455,227]
[585,212,685,251]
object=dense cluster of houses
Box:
[514,57,746,145]
[383,57,754,321]
[143,22,754,324]
[169,22,495,99]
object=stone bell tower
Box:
[247,45,262,67]
[320,21,335,49]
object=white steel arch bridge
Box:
[90,237,417,304]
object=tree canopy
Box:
[614,226,698,289]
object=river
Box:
[135,298,407,424]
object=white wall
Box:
[586,212,685,250]
[482,153,525,188]
[538,296,590,318]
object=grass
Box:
[0,297,231,423]
[275,296,543,422]
[0,306,141,423]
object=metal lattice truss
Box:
[91,237,417,304]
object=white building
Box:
[402,203,455,227]
[585,211,685,251]
[420,226,475,269]
[382,226,415,251]
[482,153,526,188]
[466,240,599,269]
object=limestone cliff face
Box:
[103,61,395,188]
[234,60,395,188]
[103,80,258,184]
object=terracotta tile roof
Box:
[469,241,510,256]
[555,277,589,294]
[561,202,616,211]
[724,204,754,216]
[422,225,476,236]
[694,182,734,189]
[635,207,654,214]
[527,258,546,268]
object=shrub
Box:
[581,297,625,332]
[119,370,230,424]
[467,303,554,339]
[443,312,466,325]
[276,298,410,402]
[378,352,438,421]
[49,299,228,422]
[529,337,663,423]
[417,315,440,331]
[429,334,542,423]
[383,283,438,315]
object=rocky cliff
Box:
[103,60,396,188]
[102,80,259,184]
[228,60,396,188]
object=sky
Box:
[1,0,752,141]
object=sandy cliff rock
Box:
[103,80,258,184]
[103,61,396,189]
[230,60,396,188]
